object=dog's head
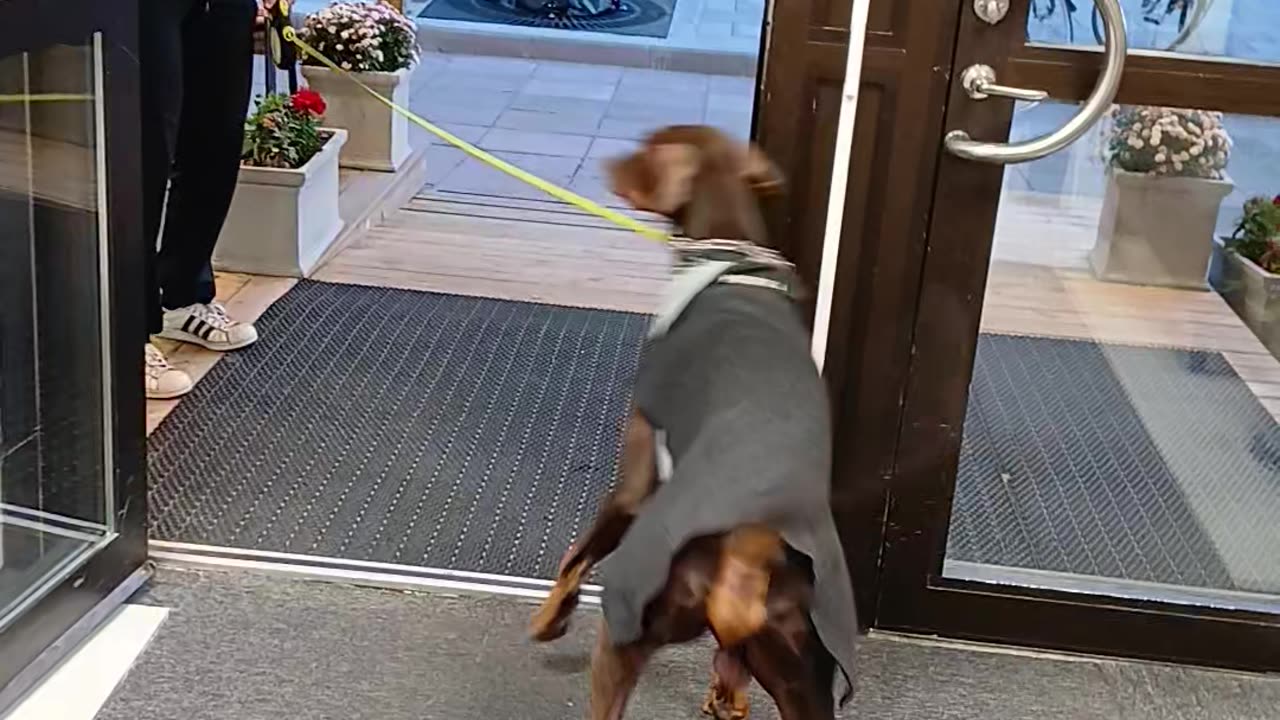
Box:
[605,126,783,222]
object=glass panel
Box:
[1027,0,1280,66]
[942,100,1280,615]
[0,36,111,628]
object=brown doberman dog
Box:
[529,126,854,720]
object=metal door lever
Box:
[960,64,1048,102]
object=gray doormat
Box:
[148,281,648,578]
[419,0,677,38]
[948,333,1280,591]
[99,568,1280,720]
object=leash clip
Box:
[263,1,298,94]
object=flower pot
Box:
[213,128,347,278]
[300,63,414,172]
[1209,237,1280,357]
[1090,168,1233,290]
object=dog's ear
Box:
[647,142,700,214]
[741,144,784,196]
[606,142,700,215]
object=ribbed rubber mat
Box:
[948,334,1280,591]
[148,281,648,578]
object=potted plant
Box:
[1090,106,1234,289]
[214,89,348,278]
[1209,196,1280,356]
[298,0,418,172]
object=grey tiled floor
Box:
[405,52,755,203]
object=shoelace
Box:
[195,302,236,329]
[145,345,172,371]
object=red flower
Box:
[290,89,326,117]
[1273,194,1280,206]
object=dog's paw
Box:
[530,621,570,642]
[529,611,572,642]
[702,683,749,720]
[529,585,579,642]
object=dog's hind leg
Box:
[530,410,658,641]
[706,525,783,647]
[702,647,751,720]
[590,619,653,720]
[740,587,837,720]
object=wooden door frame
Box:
[870,0,1280,670]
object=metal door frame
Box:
[870,0,1280,671]
[0,0,150,707]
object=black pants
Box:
[140,0,256,334]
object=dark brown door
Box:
[869,0,1280,670]
[754,0,974,623]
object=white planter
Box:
[1090,168,1233,290]
[214,128,347,278]
[1209,237,1280,357]
[301,63,414,172]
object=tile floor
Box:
[405,52,756,203]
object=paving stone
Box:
[586,137,640,160]
[479,128,593,158]
[437,150,582,199]
[494,107,606,135]
[523,78,618,101]
[605,100,705,125]
[508,94,610,116]
[531,60,625,83]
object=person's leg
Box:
[139,0,192,336]
[138,0,197,399]
[156,0,259,351]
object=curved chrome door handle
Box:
[945,0,1128,165]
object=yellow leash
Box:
[281,27,671,243]
[0,94,94,103]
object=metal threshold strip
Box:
[148,541,602,604]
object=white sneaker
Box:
[158,301,259,351]
[145,343,193,399]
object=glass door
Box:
[0,0,147,706]
[876,0,1280,669]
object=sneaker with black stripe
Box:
[158,301,259,351]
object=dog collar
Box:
[716,273,791,294]
[649,239,796,338]
[668,237,793,274]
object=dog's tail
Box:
[706,525,783,647]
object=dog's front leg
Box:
[590,619,652,720]
[530,410,658,641]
